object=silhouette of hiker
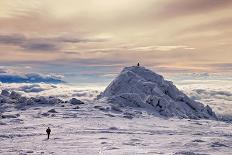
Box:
[137,62,140,67]
[46,127,51,139]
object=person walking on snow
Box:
[46,127,51,139]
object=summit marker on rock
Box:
[98,66,217,119]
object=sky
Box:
[0,0,232,85]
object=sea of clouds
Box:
[0,71,231,116]
[172,73,232,117]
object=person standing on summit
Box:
[137,62,140,67]
[46,127,51,139]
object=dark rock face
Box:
[48,109,58,113]
[70,98,84,105]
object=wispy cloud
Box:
[21,41,59,51]
[56,36,109,43]
[200,63,232,72]
[128,45,194,52]
[153,0,232,20]
[0,33,109,52]
[0,34,26,44]
[0,68,7,73]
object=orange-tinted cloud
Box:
[0,0,231,74]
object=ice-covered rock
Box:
[9,91,21,100]
[70,98,84,105]
[48,109,58,113]
[0,89,83,108]
[1,113,20,119]
[1,90,10,96]
[73,106,80,109]
[18,97,27,103]
[0,97,7,104]
[0,91,69,112]
[48,97,62,105]
[98,66,217,119]
[41,112,49,116]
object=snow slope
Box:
[0,85,231,154]
[1,66,231,155]
[98,66,217,119]
[0,100,231,155]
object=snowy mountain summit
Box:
[99,66,217,119]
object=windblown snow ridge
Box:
[98,66,217,119]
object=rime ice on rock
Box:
[70,98,84,105]
[0,90,82,109]
[1,90,10,96]
[98,66,217,119]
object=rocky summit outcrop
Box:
[98,66,217,119]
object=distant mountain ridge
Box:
[98,66,217,119]
[0,72,64,84]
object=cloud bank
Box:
[0,34,108,52]
[176,78,232,116]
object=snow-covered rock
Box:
[0,89,86,115]
[0,90,74,111]
[70,98,84,105]
[98,66,217,119]
[1,113,20,119]
[9,91,21,100]
[48,109,58,113]
[1,90,10,96]
[18,96,27,103]
[48,97,62,105]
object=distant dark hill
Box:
[0,73,64,84]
